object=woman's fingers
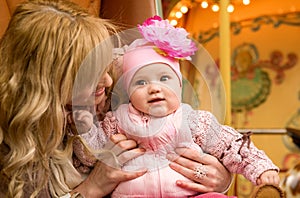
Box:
[167,153,199,172]
[168,148,232,193]
[168,154,211,182]
[168,161,213,192]
[175,179,213,193]
[84,160,147,197]
[103,134,126,150]
[102,162,147,182]
[99,134,145,169]
[174,147,218,165]
[110,133,128,143]
[104,134,137,155]
[110,139,138,156]
[118,147,145,165]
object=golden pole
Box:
[219,0,232,125]
[155,0,163,17]
[220,3,235,196]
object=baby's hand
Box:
[257,170,280,186]
[73,110,93,134]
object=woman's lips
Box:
[94,87,105,96]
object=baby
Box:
[72,16,280,197]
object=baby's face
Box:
[128,63,181,117]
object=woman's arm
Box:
[70,134,147,198]
[167,148,232,194]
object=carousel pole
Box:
[219,0,232,125]
[155,0,163,17]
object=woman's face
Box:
[71,72,113,107]
[94,72,113,105]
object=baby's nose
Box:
[148,83,162,94]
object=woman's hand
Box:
[73,134,147,198]
[167,148,232,194]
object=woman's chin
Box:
[95,95,107,107]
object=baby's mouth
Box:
[148,98,165,103]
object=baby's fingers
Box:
[269,174,280,186]
[258,171,280,186]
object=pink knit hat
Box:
[118,15,197,93]
[123,43,182,92]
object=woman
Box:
[0,0,231,197]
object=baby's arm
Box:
[71,110,98,172]
[257,170,280,185]
[189,110,279,185]
[73,110,109,155]
[73,110,120,150]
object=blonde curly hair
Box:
[0,0,116,197]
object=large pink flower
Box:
[138,15,197,60]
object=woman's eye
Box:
[160,75,170,81]
[135,80,147,85]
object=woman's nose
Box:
[101,72,113,87]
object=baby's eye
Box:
[135,80,147,85]
[160,75,170,81]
